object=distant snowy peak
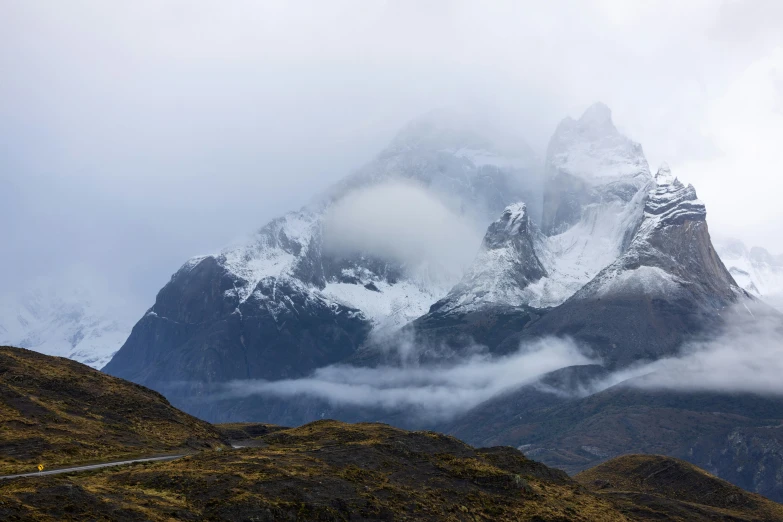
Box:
[716,239,783,307]
[541,102,652,237]
[323,109,543,227]
[0,286,134,369]
[546,102,651,182]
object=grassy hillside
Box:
[0,346,226,474]
[577,454,783,521]
[2,420,629,521]
[447,378,783,502]
[3,347,783,520]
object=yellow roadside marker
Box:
[38,464,44,472]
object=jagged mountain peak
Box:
[577,101,613,127]
[382,107,537,164]
[0,281,136,370]
[485,203,531,246]
[546,102,650,182]
[510,171,743,367]
[655,162,675,184]
[384,108,492,154]
[645,165,705,229]
[428,201,547,315]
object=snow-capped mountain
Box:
[104,110,542,388]
[429,103,652,317]
[499,162,744,367]
[430,203,548,315]
[0,284,134,369]
[416,105,744,368]
[571,163,739,302]
[106,102,755,416]
[716,238,783,310]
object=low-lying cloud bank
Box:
[216,301,783,420]
[220,337,593,420]
[595,302,783,395]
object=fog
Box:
[2,1,783,313]
[212,301,783,420]
[594,302,783,396]
[219,336,593,420]
[323,181,484,286]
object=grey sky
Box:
[1,0,782,313]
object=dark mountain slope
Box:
[448,378,783,503]
[0,346,225,475]
[577,454,783,521]
[105,255,371,389]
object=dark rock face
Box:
[104,257,372,389]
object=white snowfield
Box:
[527,184,649,307]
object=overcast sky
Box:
[1,0,782,313]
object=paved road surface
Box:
[0,455,184,480]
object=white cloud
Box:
[592,302,783,396]
[219,336,593,420]
[323,180,484,285]
[678,47,783,250]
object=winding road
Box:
[0,455,185,480]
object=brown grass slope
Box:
[3,347,783,521]
[2,419,628,521]
[6,421,783,521]
[0,346,226,474]
[576,454,783,521]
